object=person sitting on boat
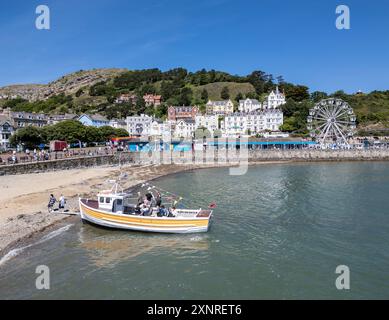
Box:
[155,191,162,207]
[168,206,177,218]
[134,205,142,215]
[143,193,152,207]
[137,192,143,206]
[158,205,169,217]
[141,203,152,216]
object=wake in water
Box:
[0,224,73,267]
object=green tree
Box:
[75,88,84,97]
[115,128,129,137]
[201,89,209,102]
[285,85,310,102]
[311,91,328,103]
[43,120,86,143]
[98,126,117,141]
[235,92,244,103]
[178,87,193,106]
[194,127,211,139]
[221,86,230,100]
[10,126,45,149]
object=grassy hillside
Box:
[193,82,255,101]
[1,68,389,134]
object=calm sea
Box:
[1,162,389,299]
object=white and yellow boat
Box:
[79,183,213,234]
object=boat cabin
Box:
[97,191,134,214]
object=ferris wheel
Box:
[307,98,356,145]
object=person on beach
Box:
[48,194,57,212]
[59,194,66,209]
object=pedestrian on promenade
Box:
[48,194,57,212]
[59,194,66,209]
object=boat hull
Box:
[79,199,212,234]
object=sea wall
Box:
[248,149,389,162]
[1,149,389,176]
[0,153,135,176]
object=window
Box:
[99,197,104,203]
[105,197,111,203]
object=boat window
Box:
[99,197,104,203]
[116,199,123,206]
[105,197,111,203]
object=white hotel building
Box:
[126,114,153,136]
[238,98,261,113]
[195,114,220,135]
[263,86,286,109]
[221,110,283,137]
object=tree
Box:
[194,128,211,139]
[10,126,45,149]
[213,129,222,138]
[221,86,230,100]
[311,91,328,103]
[84,126,103,143]
[235,92,244,103]
[276,75,285,84]
[178,87,193,106]
[75,88,84,97]
[43,120,86,143]
[247,70,267,95]
[201,89,209,102]
[98,126,117,141]
[245,92,258,99]
[115,128,129,137]
[89,81,109,96]
[285,85,310,102]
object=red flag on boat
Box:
[208,202,217,209]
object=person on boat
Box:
[158,205,169,217]
[168,206,177,218]
[59,194,66,209]
[143,193,152,206]
[48,194,56,212]
[139,203,151,216]
[137,192,144,206]
[155,191,162,207]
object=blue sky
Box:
[1,0,388,93]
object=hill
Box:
[1,67,388,134]
[0,68,126,101]
[193,82,255,101]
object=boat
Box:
[78,181,213,234]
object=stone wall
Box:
[0,153,135,176]
[248,149,389,162]
[1,149,389,176]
